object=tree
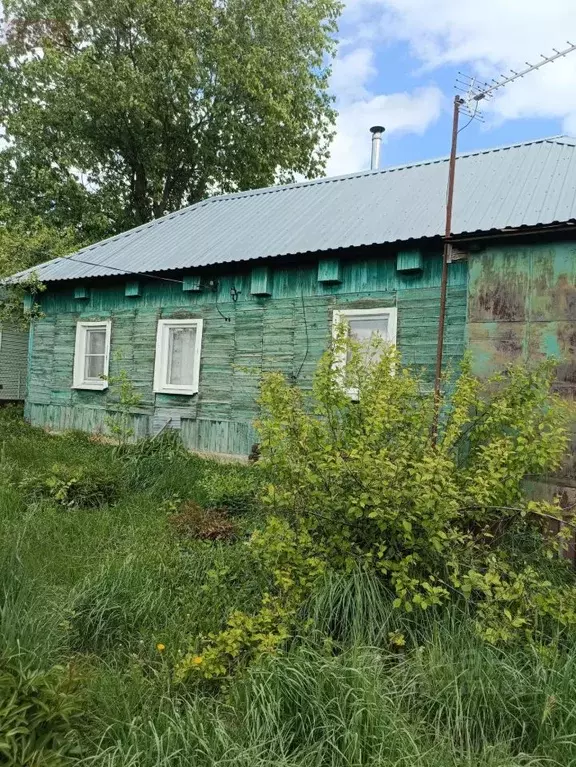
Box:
[0,0,340,235]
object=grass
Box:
[1,407,576,766]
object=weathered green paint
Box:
[125,280,142,297]
[182,275,202,292]
[317,258,342,284]
[250,266,272,296]
[26,251,468,455]
[0,324,29,400]
[468,242,576,382]
[23,293,33,312]
[468,240,576,484]
[396,250,423,273]
[74,285,89,300]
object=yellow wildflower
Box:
[192,655,203,665]
[156,643,166,652]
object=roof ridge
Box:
[197,135,576,205]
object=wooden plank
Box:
[125,281,142,297]
[183,275,202,292]
[250,267,272,296]
[317,258,342,284]
[74,285,89,300]
[397,250,423,273]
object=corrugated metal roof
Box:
[12,136,576,283]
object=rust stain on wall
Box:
[469,251,529,322]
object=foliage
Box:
[0,0,340,236]
[183,333,574,679]
[0,273,46,328]
[169,502,237,542]
[4,409,576,765]
[0,650,80,766]
[19,462,121,509]
[104,362,143,447]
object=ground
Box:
[1,406,576,767]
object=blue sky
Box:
[326,0,576,175]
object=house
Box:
[11,137,576,487]
[0,323,28,402]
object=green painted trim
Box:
[317,258,342,284]
[23,293,33,311]
[74,285,89,300]
[250,266,272,296]
[183,275,202,292]
[125,280,141,297]
[397,250,423,273]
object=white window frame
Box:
[72,320,112,391]
[153,318,203,395]
[332,307,397,398]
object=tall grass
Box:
[1,410,576,766]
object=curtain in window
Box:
[347,316,389,363]
[84,328,107,380]
[167,326,197,385]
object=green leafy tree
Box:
[178,332,576,680]
[0,0,340,233]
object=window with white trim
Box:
[332,307,397,396]
[154,319,203,395]
[73,320,111,390]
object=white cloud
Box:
[327,86,443,175]
[327,0,576,175]
[331,47,376,100]
[365,0,576,131]
[327,42,443,175]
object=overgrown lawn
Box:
[1,407,576,766]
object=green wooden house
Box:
[11,137,576,488]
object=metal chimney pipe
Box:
[369,125,385,170]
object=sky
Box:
[325,0,576,176]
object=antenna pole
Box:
[432,94,462,443]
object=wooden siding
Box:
[0,324,29,401]
[26,252,468,454]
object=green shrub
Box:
[19,462,121,509]
[0,651,80,766]
[181,334,575,680]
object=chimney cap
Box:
[370,125,385,134]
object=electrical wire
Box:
[457,100,479,134]
[294,289,310,381]
[54,256,185,284]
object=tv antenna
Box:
[432,40,576,439]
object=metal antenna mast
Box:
[431,40,576,441]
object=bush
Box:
[19,462,121,509]
[181,335,576,680]
[0,651,80,766]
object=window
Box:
[73,320,111,390]
[154,319,203,395]
[332,308,397,396]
